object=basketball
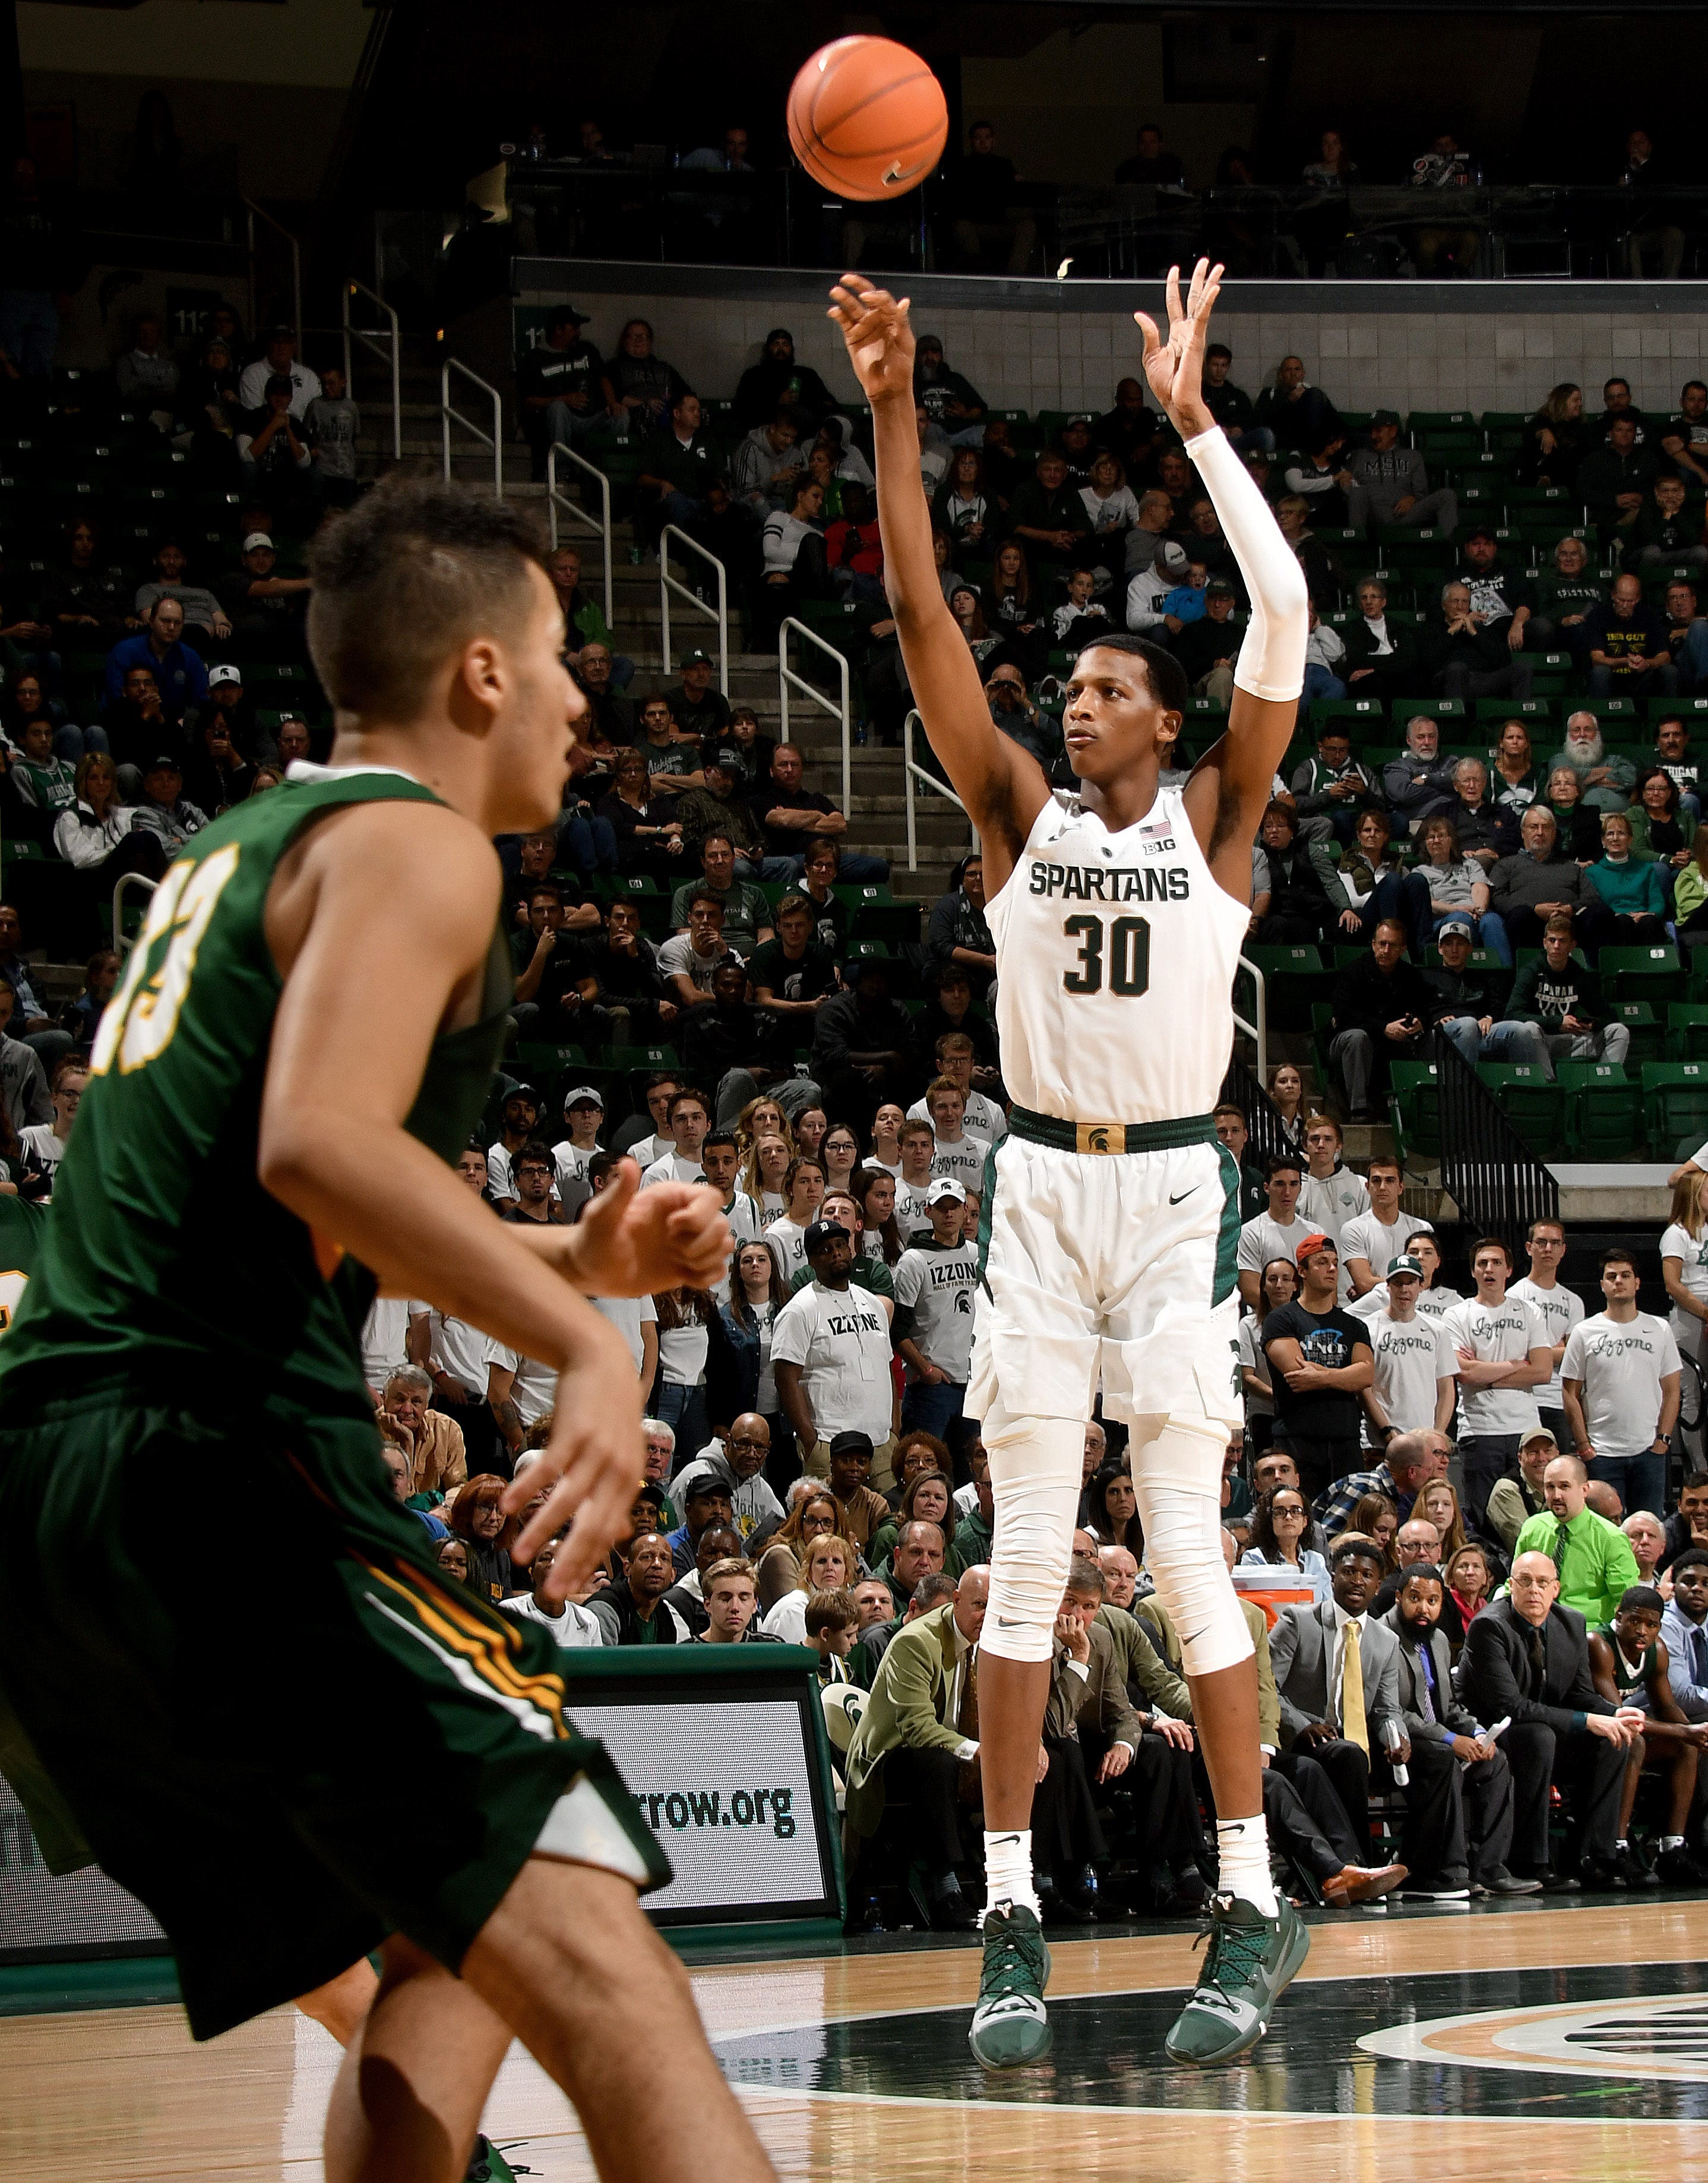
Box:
[786,36,948,201]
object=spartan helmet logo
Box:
[1086,1127,1111,1153]
[955,1290,974,1315]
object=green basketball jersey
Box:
[0,769,511,1425]
[0,1192,48,1333]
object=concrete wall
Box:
[515,261,1708,424]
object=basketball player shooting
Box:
[830,261,1309,2070]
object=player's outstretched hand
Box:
[827,275,916,405]
[566,1158,732,1297]
[1134,258,1223,442]
[508,1316,646,1596]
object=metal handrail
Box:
[341,277,401,462]
[1432,1025,1559,1250]
[242,196,301,347]
[548,442,613,615]
[441,359,504,497]
[659,526,728,696]
[1233,959,1267,1083]
[113,871,157,954]
[778,618,852,815]
[902,709,975,871]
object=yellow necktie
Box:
[1341,1619,1369,1755]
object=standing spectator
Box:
[1457,1551,1639,1889]
[1583,573,1678,699]
[1362,1255,1458,1442]
[1339,1159,1431,1298]
[772,1219,897,1481]
[517,304,606,473]
[302,364,360,504]
[1620,127,1686,279]
[891,1181,979,1437]
[1661,1169,1708,1372]
[635,391,722,552]
[1508,1216,1584,1448]
[752,475,828,649]
[1505,915,1631,1072]
[1261,1235,1374,1500]
[1560,1251,1681,1519]
[1441,1239,1553,1526]
[1513,1454,1644,1632]
[944,123,1035,275]
[1345,413,1458,535]
[236,377,317,507]
[1236,1156,1315,1311]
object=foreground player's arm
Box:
[1139,262,1308,897]
[828,275,1049,885]
[260,800,725,1593]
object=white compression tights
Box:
[1128,1413,1254,1677]
[980,1402,1084,1664]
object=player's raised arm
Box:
[1138,261,1308,896]
[828,274,1049,880]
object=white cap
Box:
[242,531,274,553]
[207,663,242,688]
[562,1084,605,1111]
[926,1177,967,1206]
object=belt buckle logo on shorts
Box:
[1076,1122,1122,1155]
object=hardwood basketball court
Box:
[5,1900,1706,2180]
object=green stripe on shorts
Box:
[1213,1143,1241,1307]
[976,1137,1000,1288]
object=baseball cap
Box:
[1158,539,1190,574]
[145,752,182,773]
[1387,1253,1425,1280]
[804,1218,850,1252]
[1206,577,1237,598]
[1437,917,1474,940]
[1294,1230,1335,1268]
[502,1082,541,1108]
[548,305,592,328]
[681,647,713,670]
[1464,524,1498,545]
[242,532,274,554]
[207,663,242,688]
[1521,1426,1559,1451]
[828,1429,875,1462]
[562,1084,605,1111]
[926,1177,968,1206]
[1371,407,1402,429]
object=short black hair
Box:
[701,1130,737,1155]
[307,476,549,716]
[1600,1247,1639,1275]
[1070,631,1188,715]
[1671,1548,1708,1575]
[1266,1153,1302,1180]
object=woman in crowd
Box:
[867,1467,957,1571]
[1337,805,1431,958]
[754,1488,846,1609]
[1296,127,1359,275]
[986,541,1045,657]
[869,1104,906,1176]
[764,1155,828,1283]
[1238,1484,1331,1604]
[600,317,689,430]
[59,948,119,1054]
[1516,383,1586,490]
[821,1121,863,1197]
[949,583,1004,672]
[1274,494,1343,608]
[793,1106,830,1161]
[1087,1460,1144,1558]
[735,1094,793,1162]
[885,1429,954,1509]
[742,1132,793,1225]
[933,447,994,553]
[1675,823,1708,952]
[761,1532,861,1642]
[3,670,87,764]
[650,1285,717,1458]
[1662,1167,1708,1369]
[1628,767,1690,869]
[52,750,169,950]
[596,745,685,882]
[447,1477,516,1605]
[1079,451,1141,576]
[434,1533,480,1597]
[1238,1257,1298,1455]
[1489,721,1539,819]
[1269,1062,1308,1154]
[1587,808,1668,942]
[753,475,829,650]
[1419,813,1510,962]
[721,1239,792,1482]
[1418,1477,1468,1562]
[1541,762,1604,862]
[1348,1492,1400,1571]
[249,764,284,795]
[855,1164,905,1268]
[1441,1540,1494,1655]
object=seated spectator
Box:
[665,1470,736,1577]
[1282,429,1353,527]
[588,1528,693,1644]
[131,754,207,859]
[912,331,986,443]
[730,407,806,518]
[825,481,884,604]
[933,446,995,553]
[683,959,817,1130]
[1383,714,1460,835]
[1428,918,1539,1063]
[704,703,776,795]
[1426,582,1534,703]
[669,833,771,953]
[1126,538,1191,634]
[1505,913,1631,1072]
[1583,572,1678,698]
[596,746,685,882]
[600,317,688,434]
[1197,341,1267,452]
[216,532,311,643]
[1661,584,1708,697]
[1530,534,1606,653]
[635,390,722,551]
[1628,472,1708,573]
[1174,579,1244,705]
[983,664,1061,772]
[1248,799,1354,946]
[1329,919,1440,1120]
[1578,414,1658,539]
[104,596,207,724]
[756,741,885,884]
[1457,1550,1639,1887]
[918,965,1001,1086]
[1516,383,1586,490]
[1677,822,1708,952]
[236,374,318,508]
[1336,806,1433,958]
[42,520,135,647]
[444,1475,517,1604]
[1545,713,1633,822]
[1663,1550,1708,1716]
[1489,721,1540,824]
[1587,808,1668,942]
[50,751,167,943]
[732,327,836,435]
[657,892,735,1014]
[1344,411,1458,535]
[1239,1482,1331,1603]
[1,703,79,846]
[924,852,996,995]
[1418,817,1510,962]
[1078,451,1141,567]
[1489,803,1608,953]
[1290,726,1378,846]
[844,1569,988,1928]
[114,309,180,424]
[517,304,606,475]
[237,323,320,415]
[1458,527,1535,650]
[1589,1584,1708,1884]
[1007,451,1093,564]
[133,541,230,649]
[1269,1535,1406,1864]
[1254,355,1342,451]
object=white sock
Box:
[1216,1815,1279,1917]
[1662,1835,1685,1852]
[984,1828,1040,1917]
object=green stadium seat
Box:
[1387,1059,1443,1162]
[1608,999,1663,1065]
[1601,945,1689,1008]
[1557,1062,1644,1158]
[1393,698,1466,725]
[1476,1062,1564,1155]
[1667,1003,1708,1062]
[1238,944,1331,1031]
[1643,1062,1708,1149]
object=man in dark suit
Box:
[1269,1535,1409,1859]
[1384,1564,1538,1898]
[1458,1549,1644,1888]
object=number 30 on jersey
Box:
[1062,912,1150,997]
[91,845,243,1076]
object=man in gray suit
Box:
[1269,1533,1408,1861]
[1383,1563,1539,1899]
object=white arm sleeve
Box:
[1184,425,1310,703]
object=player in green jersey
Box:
[0,481,774,2183]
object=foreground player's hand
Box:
[564,1161,732,1297]
[507,1315,646,1597]
[827,276,917,405]
[1134,258,1223,441]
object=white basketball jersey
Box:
[985,786,1248,1125]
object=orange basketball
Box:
[786,37,948,202]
